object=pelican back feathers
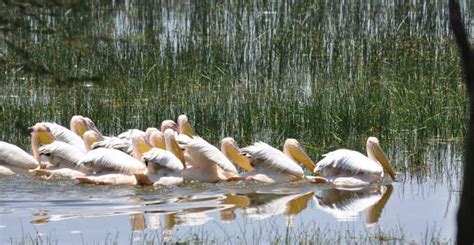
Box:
[241,142,304,177]
[0,141,39,169]
[315,149,383,177]
[142,148,184,172]
[39,141,88,170]
[80,148,146,174]
[91,137,133,155]
[184,137,238,174]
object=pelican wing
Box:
[80,148,146,174]
[184,137,238,174]
[39,141,86,169]
[241,142,304,177]
[315,149,383,176]
[91,136,133,155]
[0,141,39,169]
[44,122,86,152]
[142,148,184,172]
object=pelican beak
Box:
[372,144,396,181]
[137,141,152,155]
[226,144,254,172]
[74,121,88,138]
[170,137,185,164]
[164,129,185,165]
[37,131,55,145]
[131,134,152,160]
[149,131,166,150]
[178,114,195,137]
[180,121,194,137]
[285,139,316,172]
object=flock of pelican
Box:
[0,115,397,189]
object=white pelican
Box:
[169,129,239,182]
[238,139,315,183]
[314,185,393,226]
[131,132,184,186]
[311,137,397,188]
[29,122,86,153]
[28,123,91,179]
[0,141,39,175]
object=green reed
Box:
[1,0,472,175]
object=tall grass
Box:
[1,0,472,174]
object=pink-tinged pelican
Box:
[28,123,91,179]
[30,121,86,153]
[310,137,397,188]
[0,141,39,175]
[169,129,239,182]
[238,139,315,183]
[131,132,184,186]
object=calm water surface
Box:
[0,142,461,243]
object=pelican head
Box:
[178,114,195,137]
[145,128,166,150]
[161,120,178,133]
[366,137,396,181]
[131,132,152,157]
[83,130,104,152]
[70,115,101,138]
[29,123,55,145]
[283,139,316,173]
[29,123,55,163]
[221,137,254,172]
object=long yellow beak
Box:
[180,121,194,137]
[37,131,55,145]
[226,146,254,172]
[285,142,316,172]
[373,145,396,181]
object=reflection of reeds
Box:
[0,2,467,184]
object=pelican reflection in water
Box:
[314,185,393,226]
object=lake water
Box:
[0,142,461,243]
